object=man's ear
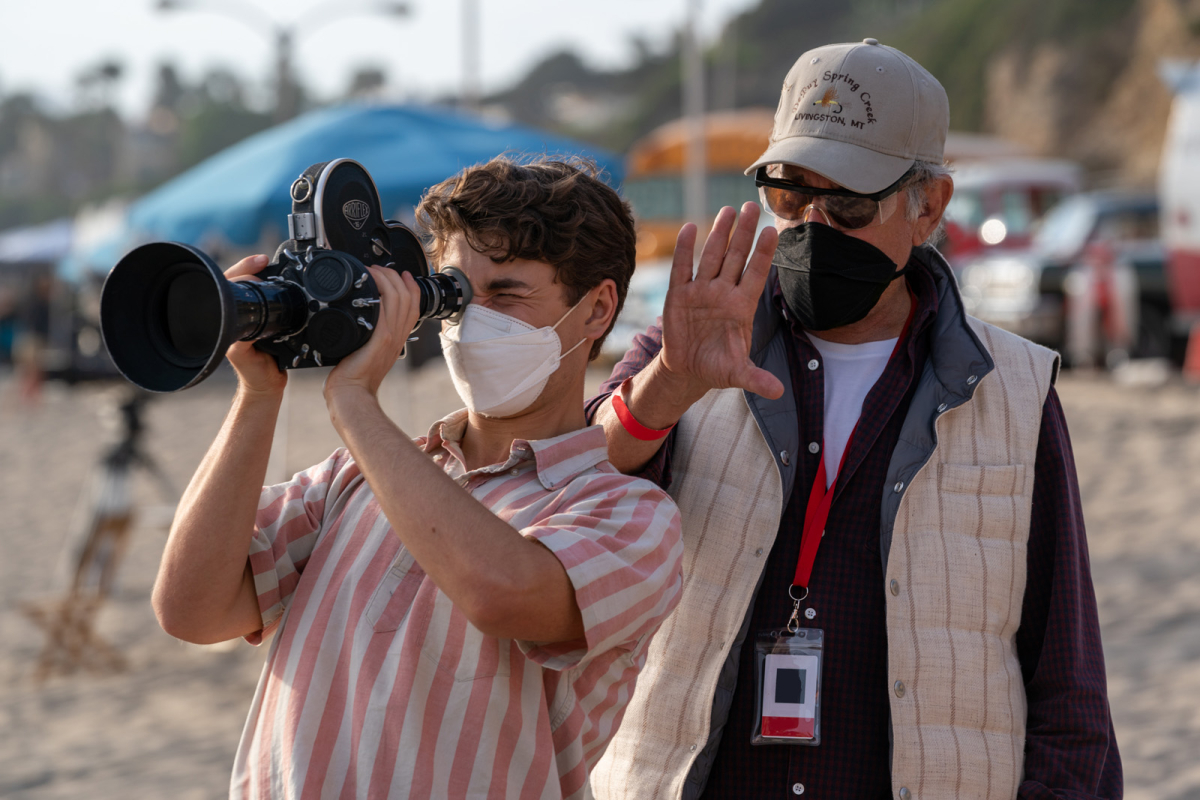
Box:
[912,176,954,247]
[583,279,619,341]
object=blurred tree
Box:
[98,62,124,84]
[0,95,60,228]
[0,90,125,228]
[346,67,388,99]
[0,93,42,156]
[888,0,1138,131]
[153,63,186,113]
[201,68,247,107]
[174,68,272,171]
[56,108,125,199]
[0,61,286,229]
[482,0,876,152]
[74,59,126,110]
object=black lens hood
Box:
[101,242,241,392]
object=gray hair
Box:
[902,160,954,245]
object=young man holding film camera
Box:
[151,156,684,799]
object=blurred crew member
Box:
[587,40,1121,799]
[14,275,51,404]
[152,157,683,800]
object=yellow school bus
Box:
[622,108,774,262]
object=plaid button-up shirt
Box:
[235,413,683,799]
[587,261,1121,799]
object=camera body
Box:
[252,158,449,371]
[101,159,470,393]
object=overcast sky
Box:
[1,0,757,118]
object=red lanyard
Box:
[793,429,856,590]
[790,294,917,597]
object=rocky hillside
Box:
[485,0,1200,188]
[975,0,1200,186]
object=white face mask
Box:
[438,296,589,418]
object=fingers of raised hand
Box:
[223,254,269,280]
[693,207,737,281]
[669,223,699,290]
[716,202,763,284]
[738,222,779,295]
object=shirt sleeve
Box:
[515,471,684,671]
[1017,388,1123,798]
[243,448,360,645]
[583,320,676,490]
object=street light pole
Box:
[462,0,480,112]
[157,0,410,122]
[682,0,707,234]
[274,28,298,122]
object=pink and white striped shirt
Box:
[232,411,683,799]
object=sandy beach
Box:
[0,362,1197,799]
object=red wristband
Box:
[611,381,675,441]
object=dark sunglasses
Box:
[754,166,914,230]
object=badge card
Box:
[761,652,818,739]
[752,628,823,746]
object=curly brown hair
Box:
[416,155,636,359]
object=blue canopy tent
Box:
[59,103,623,376]
[121,103,623,250]
[0,219,73,266]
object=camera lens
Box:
[163,267,222,361]
[416,266,471,322]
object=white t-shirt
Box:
[806,333,899,488]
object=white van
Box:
[1157,60,1200,334]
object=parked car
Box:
[955,191,1170,366]
[941,158,1081,266]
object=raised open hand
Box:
[659,202,784,401]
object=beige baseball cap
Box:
[745,38,949,194]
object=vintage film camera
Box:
[100,159,470,393]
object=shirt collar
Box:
[421,410,610,491]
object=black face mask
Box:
[774,223,907,332]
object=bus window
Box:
[623,109,774,261]
[624,173,759,222]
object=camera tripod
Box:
[22,390,175,682]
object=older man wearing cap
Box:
[585,39,1121,800]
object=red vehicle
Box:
[940,158,1081,266]
[955,191,1169,366]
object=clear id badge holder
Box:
[751,627,824,746]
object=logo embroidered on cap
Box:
[813,88,844,114]
[792,76,879,130]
